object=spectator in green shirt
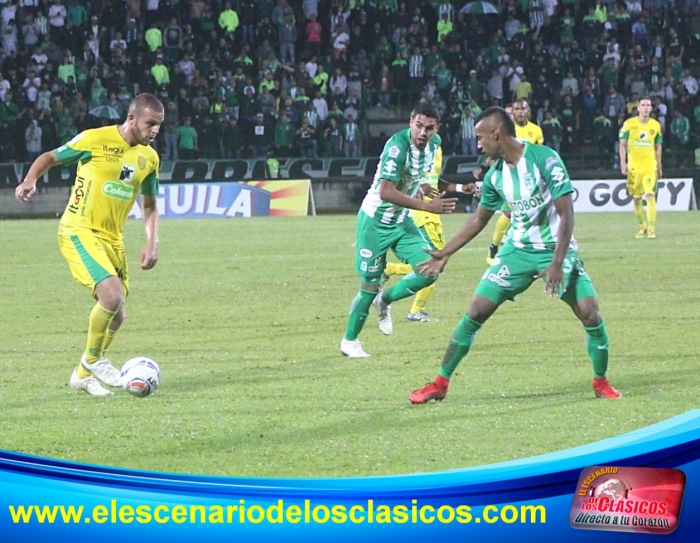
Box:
[58,56,76,84]
[437,13,452,43]
[151,57,170,86]
[145,22,163,53]
[219,2,240,35]
[177,118,198,160]
[435,60,452,102]
[274,113,294,157]
[670,109,690,148]
[67,0,88,28]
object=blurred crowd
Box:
[1,0,699,164]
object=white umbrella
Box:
[89,106,121,120]
[460,2,499,15]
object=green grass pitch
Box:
[1,212,699,478]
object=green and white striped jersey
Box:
[361,129,441,225]
[480,143,576,251]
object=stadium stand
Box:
[0,0,699,167]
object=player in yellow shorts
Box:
[618,97,663,239]
[383,146,478,321]
[15,93,164,396]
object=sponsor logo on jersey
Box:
[387,145,400,158]
[119,163,136,184]
[103,181,135,201]
[511,193,545,213]
[360,248,373,258]
[103,144,125,156]
[544,156,558,170]
[67,176,88,214]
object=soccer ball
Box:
[120,357,161,397]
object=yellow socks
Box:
[633,199,646,228]
[646,196,657,230]
[410,284,435,315]
[102,328,117,356]
[77,304,117,378]
[384,262,412,276]
[492,214,510,245]
[84,303,117,364]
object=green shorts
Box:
[475,243,597,306]
[355,211,432,285]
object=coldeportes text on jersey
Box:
[8,499,547,525]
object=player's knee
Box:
[96,279,124,310]
[576,300,601,327]
[361,280,380,292]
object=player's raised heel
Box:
[373,291,393,335]
[409,381,448,404]
[81,354,122,387]
[593,377,622,400]
[407,311,438,322]
[69,369,113,396]
[340,338,370,358]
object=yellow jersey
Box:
[619,117,662,172]
[412,146,442,227]
[515,122,544,144]
[56,126,160,243]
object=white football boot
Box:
[373,292,393,335]
[80,354,122,387]
[70,369,114,396]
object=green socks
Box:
[438,315,483,379]
[585,321,609,378]
[344,289,377,340]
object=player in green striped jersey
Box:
[341,101,458,358]
[409,106,621,403]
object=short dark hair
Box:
[410,100,440,123]
[476,106,516,136]
[129,93,164,116]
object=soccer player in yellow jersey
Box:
[619,97,663,239]
[15,93,164,396]
[486,99,543,264]
[383,146,478,321]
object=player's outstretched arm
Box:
[417,206,495,277]
[139,194,159,270]
[15,151,62,202]
[379,178,457,213]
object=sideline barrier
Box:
[127,180,314,219]
[571,179,696,212]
